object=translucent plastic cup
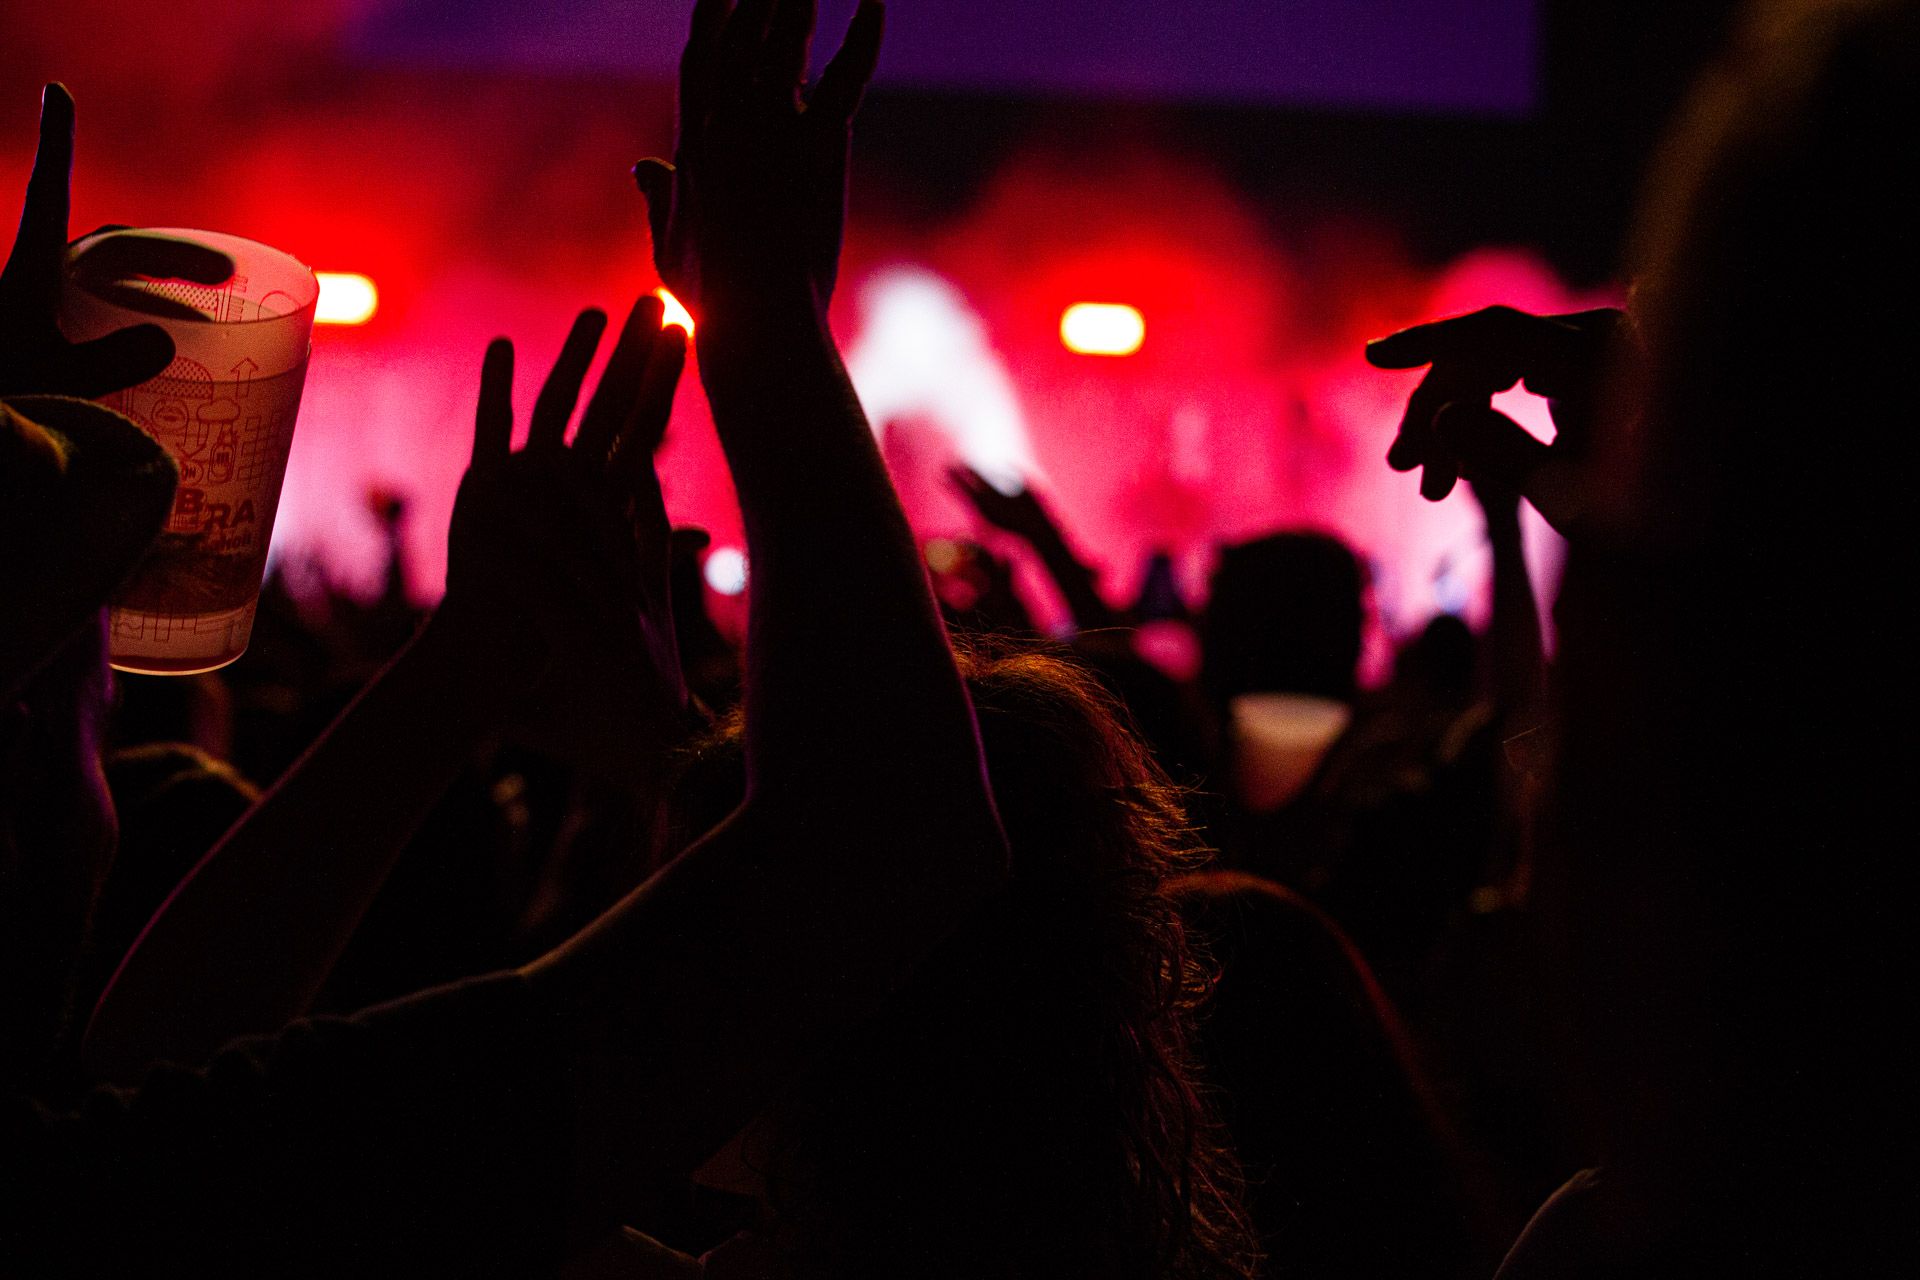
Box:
[61,229,318,674]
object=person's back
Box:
[1371,2,1920,1273]
[1171,870,1499,1279]
[662,641,1260,1280]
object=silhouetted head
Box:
[1168,871,1494,1276]
[1202,531,1365,706]
[1394,612,1476,705]
[1542,0,1919,1259]
[68,743,259,1022]
[2,396,175,1087]
[0,615,120,1087]
[672,639,1258,1279]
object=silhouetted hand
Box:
[0,84,231,397]
[632,0,885,309]
[442,295,693,788]
[1367,305,1626,533]
[950,463,1123,630]
[948,464,1058,545]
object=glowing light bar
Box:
[704,545,748,595]
[1060,303,1144,356]
[656,287,695,335]
[314,272,378,326]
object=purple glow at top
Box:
[349,0,1539,115]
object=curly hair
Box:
[675,637,1260,1279]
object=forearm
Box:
[83,615,519,1083]
[1026,521,1123,632]
[540,0,1007,1198]
[525,791,1001,1205]
[695,281,995,795]
[696,285,910,570]
[1485,517,1546,711]
[26,974,579,1276]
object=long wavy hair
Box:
[674,638,1260,1279]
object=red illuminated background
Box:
[1,2,1740,665]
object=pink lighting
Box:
[15,67,1609,648]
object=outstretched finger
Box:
[4,83,76,306]
[1366,305,1573,386]
[717,0,780,94]
[1418,445,1461,503]
[1385,367,1454,472]
[56,324,175,398]
[576,294,665,464]
[77,282,208,321]
[632,159,674,260]
[1435,402,1553,495]
[1366,319,1450,371]
[810,0,884,123]
[690,0,734,48]
[529,309,607,451]
[68,231,235,291]
[1365,306,1526,370]
[760,0,817,102]
[611,325,688,491]
[1434,401,1592,531]
[632,323,688,455]
[473,338,515,468]
[680,0,733,128]
[946,464,993,507]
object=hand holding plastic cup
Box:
[61,228,317,674]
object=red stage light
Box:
[1060,302,1144,356]
[656,287,695,335]
[314,272,378,325]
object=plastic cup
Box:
[61,228,318,675]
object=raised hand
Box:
[1367,305,1625,533]
[0,84,232,397]
[86,298,692,1082]
[632,0,885,310]
[949,463,1121,631]
[947,465,1057,544]
[508,0,1001,1210]
[442,295,693,788]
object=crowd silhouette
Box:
[2,0,1908,1275]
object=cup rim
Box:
[66,226,319,327]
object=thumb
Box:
[1435,402,1586,534]
[56,323,175,398]
[1435,403,1546,485]
[631,159,674,256]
